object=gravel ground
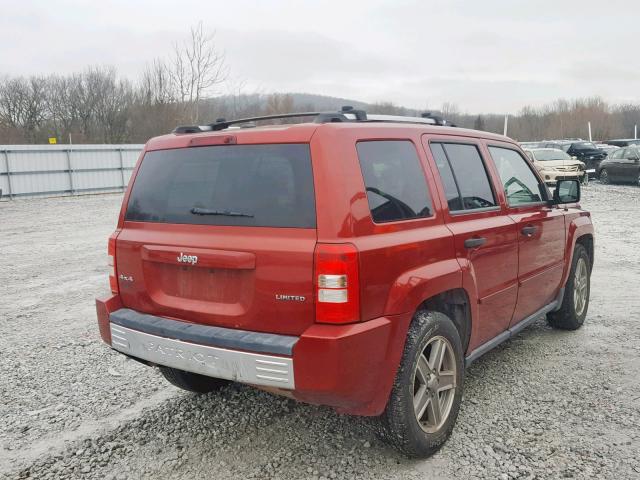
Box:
[1,183,639,479]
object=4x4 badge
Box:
[177,253,198,265]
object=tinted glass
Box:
[611,149,624,159]
[489,147,546,206]
[625,146,640,158]
[357,141,433,222]
[125,144,316,227]
[435,143,497,211]
[430,143,463,211]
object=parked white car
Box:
[523,148,586,185]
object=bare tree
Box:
[166,22,228,123]
[140,59,174,106]
[0,76,47,142]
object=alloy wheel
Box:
[573,257,589,317]
[600,169,609,184]
[412,336,457,433]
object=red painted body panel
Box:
[96,294,122,344]
[292,312,413,415]
[507,205,566,322]
[116,222,317,336]
[96,121,594,416]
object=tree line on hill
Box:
[1,25,639,144]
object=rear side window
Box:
[431,142,497,212]
[488,146,546,206]
[125,144,316,227]
[357,140,433,223]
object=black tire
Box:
[581,173,589,186]
[159,366,230,393]
[599,169,610,184]
[377,311,464,458]
[547,244,591,330]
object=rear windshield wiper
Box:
[190,207,254,218]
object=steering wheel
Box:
[366,187,416,218]
[463,196,495,209]
[504,176,535,200]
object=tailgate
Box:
[115,143,317,336]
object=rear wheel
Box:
[159,366,230,393]
[547,244,590,330]
[599,169,610,184]
[378,311,464,458]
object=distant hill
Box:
[287,93,371,111]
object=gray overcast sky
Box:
[1,0,638,114]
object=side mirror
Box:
[553,179,580,205]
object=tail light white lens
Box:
[318,274,347,289]
[108,231,119,294]
[108,254,115,276]
[318,288,348,303]
[314,243,360,324]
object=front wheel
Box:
[377,311,464,458]
[547,244,591,330]
[599,169,610,184]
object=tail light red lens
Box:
[108,230,120,294]
[314,243,360,324]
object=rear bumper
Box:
[96,295,411,416]
[110,322,296,388]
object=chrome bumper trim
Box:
[110,323,295,389]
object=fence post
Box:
[117,148,126,190]
[65,148,75,194]
[3,150,13,199]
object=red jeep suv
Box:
[96,108,594,457]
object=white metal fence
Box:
[0,144,144,199]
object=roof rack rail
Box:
[420,112,456,127]
[172,105,456,133]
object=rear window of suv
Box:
[125,144,316,228]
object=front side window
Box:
[431,142,497,212]
[357,140,433,222]
[489,147,546,206]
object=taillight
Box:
[314,243,360,324]
[108,231,119,294]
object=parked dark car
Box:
[597,146,640,185]
[541,141,606,177]
[606,139,640,147]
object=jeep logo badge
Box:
[177,252,198,265]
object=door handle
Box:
[521,225,537,237]
[464,237,486,249]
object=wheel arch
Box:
[575,233,594,272]
[417,289,472,353]
[561,215,595,288]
